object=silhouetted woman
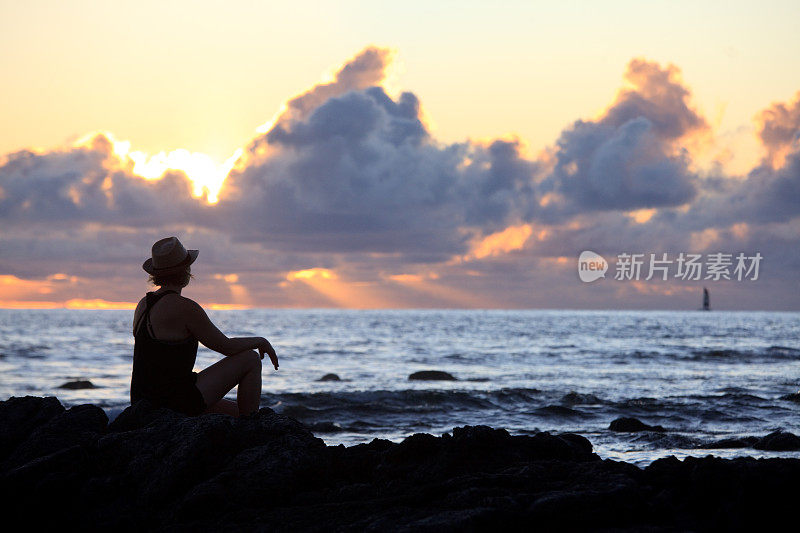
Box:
[130,236,278,417]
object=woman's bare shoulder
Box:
[157,294,203,322]
[175,294,202,310]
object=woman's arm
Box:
[183,299,279,369]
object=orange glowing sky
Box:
[2,1,799,177]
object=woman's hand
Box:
[258,338,279,370]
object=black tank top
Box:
[130,290,203,413]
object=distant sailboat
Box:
[702,287,710,311]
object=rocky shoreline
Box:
[1,396,798,531]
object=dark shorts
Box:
[160,372,207,416]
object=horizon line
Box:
[0,303,796,313]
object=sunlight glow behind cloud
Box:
[286,268,338,281]
[76,132,242,203]
[462,224,533,261]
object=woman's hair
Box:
[148,266,193,288]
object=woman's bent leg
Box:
[195,350,262,416]
[237,354,262,415]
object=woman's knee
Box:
[235,349,261,371]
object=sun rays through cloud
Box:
[74,132,243,204]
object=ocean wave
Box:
[531,405,589,418]
[628,432,702,449]
[766,345,800,356]
[615,397,663,411]
[690,348,751,359]
[688,347,800,361]
[561,391,603,405]
[268,388,787,430]
[1,344,51,359]
[606,393,780,426]
[266,387,545,422]
[685,392,771,405]
[612,346,800,362]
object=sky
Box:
[1,0,799,310]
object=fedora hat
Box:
[143,236,198,275]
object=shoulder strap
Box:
[133,293,152,336]
[134,290,178,336]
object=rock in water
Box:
[317,373,341,381]
[408,370,456,381]
[58,380,96,389]
[535,405,584,417]
[780,392,800,403]
[609,417,666,432]
[562,391,601,405]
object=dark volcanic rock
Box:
[317,373,341,381]
[3,404,107,469]
[409,370,457,381]
[58,380,96,389]
[2,396,800,531]
[0,396,64,459]
[106,397,183,432]
[642,455,800,530]
[700,432,800,451]
[754,431,800,451]
[609,417,667,432]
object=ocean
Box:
[1,308,798,466]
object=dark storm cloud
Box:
[218,49,539,256]
[733,153,800,224]
[545,117,697,211]
[538,59,706,218]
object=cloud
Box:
[757,91,800,167]
[725,92,800,224]
[218,47,539,258]
[0,133,208,228]
[537,59,707,219]
[270,47,395,127]
[606,59,708,140]
[675,92,800,228]
[735,151,800,224]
